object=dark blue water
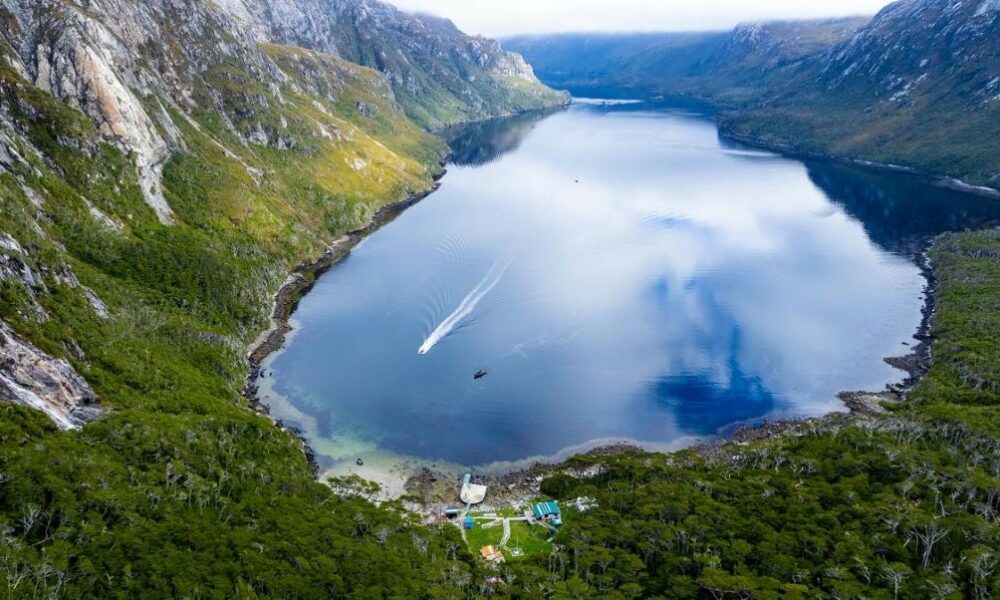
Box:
[259,101,1000,472]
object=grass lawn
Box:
[504,520,553,559]
[464,518,505,553]
[462,513,554,561]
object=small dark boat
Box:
[474,369,488,380]
[356,458,364,466]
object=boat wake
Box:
[418,259,511,355]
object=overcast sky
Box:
[386,0,893,37]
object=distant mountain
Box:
[501,31,729,97]
[507,0,1000,190]
[818,0,998,103]
[504,18,866,103]
[724,0,1000,189]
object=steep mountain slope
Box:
[819,0,998,103]
[0,0,562,594]
[507,0,999,189]
[689,18,871,104]
[724,0,1000,188]
[219,0,568,128]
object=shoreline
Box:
[242,166,448,473]
[340,241,941,507]
[242,107,971,504]
[719,130,1000,200]
[545,85,998,198]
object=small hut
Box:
[480,545,504,563]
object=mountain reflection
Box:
[444,107,565,166]
[653,327,776,436]
[803,161,1000,260]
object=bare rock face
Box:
[3,1,175,223]
[822,0,999,104]
[1,0,285,223]
[35,22,174,223]
[0,232,49,322]
[0,320,99,429]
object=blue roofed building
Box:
[532,501,562,527]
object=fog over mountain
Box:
[386,0,894,36]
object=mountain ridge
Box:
[506,0,999,189]
[212,0,568,128]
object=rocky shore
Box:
[243,166,447,473]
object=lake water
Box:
[258,101,1000,474]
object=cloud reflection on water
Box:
[264,103,1000,467]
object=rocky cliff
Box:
[0,320,98,429]
[0,0,562,428]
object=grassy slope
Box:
[0,47,485,597]
[507,229,1000,598]
[720,98,1000,188]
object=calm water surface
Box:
[260,101,1000,471]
